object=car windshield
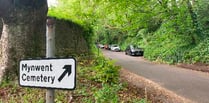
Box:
[112,44,119,47]
[130,45,141,49]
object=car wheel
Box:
[128,52,131,56]
[141,52,144,56]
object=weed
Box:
[94,84,121,103]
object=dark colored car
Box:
[125,45,144,56]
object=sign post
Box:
[19,17,76,103]
[46,17,55,103]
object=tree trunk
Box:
[186,0,201,44]
[0,0,48,82]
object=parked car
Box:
[97,44,104,49]
[125,45,144,56]
[110,44,120,52]
[104,44,110,50]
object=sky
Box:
[47,0,58,7]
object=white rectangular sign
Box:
[19,58,76,90]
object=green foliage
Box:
[48,0,97,54]
[143,0,209,64]
[48,0,209,65]
[184,38,209,64]
[94,84,121,103]
[92,56,120,84]
[144,19,194,64]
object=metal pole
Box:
[46,17,56,103]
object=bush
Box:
[144,20,195,64]
[92,56,120,84]
[183,38,209,64]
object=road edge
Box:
[120,68,195,103]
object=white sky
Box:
[47,0,58,7]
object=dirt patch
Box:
[120,69,195,103]
[178,63,209,73]
[142,57,209,73]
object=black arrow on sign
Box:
[58,65,72,82]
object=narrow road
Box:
[102,50,209,103]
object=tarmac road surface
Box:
[102,50,209,103]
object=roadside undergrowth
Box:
[0,55,149,103]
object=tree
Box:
[50,0,209,64]
[0,0,48,81]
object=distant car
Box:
[104,44,110,50]
[125,45,144,56]
[110,44,120,52]
[97,44,104,49]
[108,45,112,50]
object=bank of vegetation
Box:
[0,55,149,102]
[49,0,209,65]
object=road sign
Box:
[19,58,76,90]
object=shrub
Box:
[92,56,120,84]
